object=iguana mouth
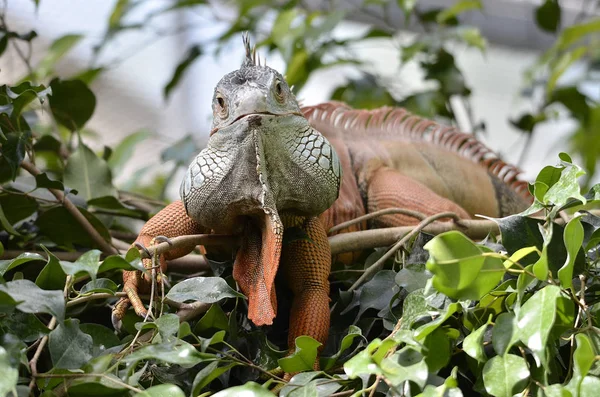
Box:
[210,111,304,136]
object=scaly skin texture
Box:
[113,37,532,378]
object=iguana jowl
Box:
[113,36,531,364]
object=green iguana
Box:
[112,35,531,369]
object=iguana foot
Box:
[112,238,167,329]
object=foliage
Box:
[0,0,600,396]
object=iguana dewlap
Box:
[113,36,531,367]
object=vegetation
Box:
[1,0,600,396]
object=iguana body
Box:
[113,37,530,368]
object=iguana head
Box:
[180,34,341,326]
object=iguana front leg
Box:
[113,200,206,321]
[280,215,331,362]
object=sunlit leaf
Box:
[134,384,185,397]
[278,336,321,373]
[558,215,583,290]
[166,277,244,303]
[516,285,562,365]
[425,231,505,300]
[0,346,18,397]
[482,354,530,396]
[212,382,273,397]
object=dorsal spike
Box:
[242,32,255,67]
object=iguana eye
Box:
[273,79,284,102]
[215,93,228,118]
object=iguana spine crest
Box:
[303,101,530,199]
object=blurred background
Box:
[2,0,600,199]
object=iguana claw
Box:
[133,241,151,257]
[154,235,173,246]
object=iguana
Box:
[112,35,531,369]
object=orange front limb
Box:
[280,215,331,362]
[113,200,205,322]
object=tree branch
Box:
[20,160,119,255]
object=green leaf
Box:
[35,247,67,290]
[343,338,384,378]
[64,142,117,200]
[437,0,482,24]
[79,323,121,357]
[455,27,487,52]
[0,346,18,397]
[35,172,65,190]
[0,252,45,276]
[423,328,451,372]
[166,276,245,303]
[122,340,212,366]
[36,206,111,250]
[35,35,83,79]
[0,279,65,322]
[2,312,50,342]
[557,18,600,51]
[60,249,101,282]
[49,79,96,131]
[463,321,489,363]
[0,201,21,236]
[516,285,562,364]
[321,325,363,370]
[341,270,399,320]
[535,0,561,33]
[381,347,428,389]
[49,318,94,369]
[395,264,430,293]
[397,0,417,16]
[566,333,596,394]
[164,45,202,100]
[492,312,518,356]
[482,354,530,396]
[134,384,185,397]
[278,336,322,373]
[191,361,238,395]
[194,303,229,333]
[98,254,144,274]
[79,278,118,294]
[558,215,583,289]
[425,231,505,300]
[1,130,32,181]
[0,193,38,225]
[212,382,274,397]
[415,302,461,340]
[107,129,152,172]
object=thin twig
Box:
[328,208,426,234]
[348,212,462,292]
[329,217,495,255]
[20,160,118,255]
